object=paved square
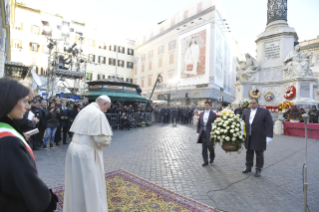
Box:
[35,124,319,212]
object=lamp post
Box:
[302,113,309,212]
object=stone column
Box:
[267,0,288,25]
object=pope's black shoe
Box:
[202,162,209,166]
[209,160,214,165]
[242,168,252,173]
[254,170,261,177]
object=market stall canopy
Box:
[85,79,148,103]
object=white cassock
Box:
[63,103,112,212]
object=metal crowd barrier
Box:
[105,112,152,128]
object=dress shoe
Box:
[202,162,209,166]
[242,168,252,173]
[63,142,67,144]
[254,170,261,177]
[50,144,54,148]
[209,160,214,164]
[43,144,47,149]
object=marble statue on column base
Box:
[283,45,314,78]
[236,53,259,82]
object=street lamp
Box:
[302,113,309,212]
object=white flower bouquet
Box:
[210,110,245,152]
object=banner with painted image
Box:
[214,26,224,88]
[177,24,210,86]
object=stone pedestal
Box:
[232,20,318,113]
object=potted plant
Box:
[210,110,245,152]
[288,105,303,123]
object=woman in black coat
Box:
[0,78,58,211]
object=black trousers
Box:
[38,128,46,144]
[201,132,215,163]
[54,127,61,144]
[62,126,68,143]
[245,136,264,171]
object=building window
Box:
[13,40,21,48]
[169,54,174,64]
[130,79,133,83]
[158,58,163,68]
[35,66,39,75]
[118,60,124,67]
[149,62,152,71]
[30,43,39,52]
[88,39,95,47]
[148,77,152,86]
[142,64,145,73]
[99,56,106,64]
[118,46,125,54]
[169,40,176,51]
[109,58,116,66]
[100,42,106,49]
[148,50,153,59]
[141,54,146,62]
[15,22,22,30]
[197,2,203,13]
[127,62,134,69]
[184,10,188,20]
[169,72,174,79]
[128,48,134,56]
[141,78,144,87]
[134,66,138,74]
[171,18,175,27]
[109,45,117,52]
[89,54,95,62]
[40,67,44,75]
[135,57,139,64]
[158,46,164,55]
[32,26,39,35]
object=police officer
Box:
[30,99,45,150]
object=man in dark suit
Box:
[242,98,273,177]
[197,101,217,166]
[60,101,69,144]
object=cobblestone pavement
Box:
[35,124,319,212]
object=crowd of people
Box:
[15,91,92,150]
[152,105,220,125]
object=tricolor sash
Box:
[0,122,37,171]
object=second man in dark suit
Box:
[242,98,273,177]
[197,102,217,166]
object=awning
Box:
[85,90,149,103]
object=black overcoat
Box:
[196,110,216,143]
[0,116,57,211]
[242,108,273,151]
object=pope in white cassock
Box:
[63,95,113,212]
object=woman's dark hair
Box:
[49,102,55,109]
[0,78,30,119]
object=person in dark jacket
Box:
[82,97,89,108]
[30,99,45,150]
[54,99,62,144]
[38,100,48,144]
[0,77,58,212]
[197,102,217,166]
[308,105,319,123]
[43,102,60,149]
[59,101,69,144]
[68,102,78,138]
[241,98,273,177]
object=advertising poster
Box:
[177,24,210,86]
[214,26,224,88]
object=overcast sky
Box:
[23,0,319,56]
